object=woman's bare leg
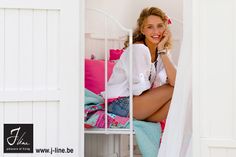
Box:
[133,84,173,120]
[145,100,171,122]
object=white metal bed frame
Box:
[84,8,134,157]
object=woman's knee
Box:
[161,84,174,96]
[133,111,146,120]
[132,101,148,120]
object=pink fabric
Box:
[85,59,115,94]
[160,120,166,132]
[109,49,124,60]
[107,96,126,103]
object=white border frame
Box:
[192,0,201,156]
[79,0,85,156]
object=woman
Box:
[103,7,176,122]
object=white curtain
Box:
[158,0,192,156]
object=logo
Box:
[4,124,33,153]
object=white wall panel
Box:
[200,141,236,157]
[47,10,59,90]
[85,134,124,157]
[17,12,33,157]
[46,102,59,157]
[210,148,227,157]
[0,102,4,156]
[46,10,59,153]
[194,0,236,156]
[19,9,33,90]
[0,9,4,91]
[4,103,18,157]
[32,10,47,157]
[4,9,19,90]
[18,102,32,123]
[228,148,236,157]
[58,0,81,154]
[17,14,33,157]
[33,10,47,90]
[85,0,183,34]
[33,101,46,157]
[200,1,234,139]
[4,14,19,157]
[233,0,236,142]
[85,35,125,60]
[0,0,60,10]
[18,102,33,157]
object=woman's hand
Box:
[157,28,171,50]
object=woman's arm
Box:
[127,45,152,95]
[160,53,176,86]
[158,28,176,86]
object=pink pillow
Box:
[85,59,115,94]
[109,49,124,60]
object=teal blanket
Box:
[85,89,161,157]
[132,120,161,157]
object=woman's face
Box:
[141,15,166,45]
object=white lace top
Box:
[101,44,175,98]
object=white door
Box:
[0,0,83,156]
[193,0,236,156]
